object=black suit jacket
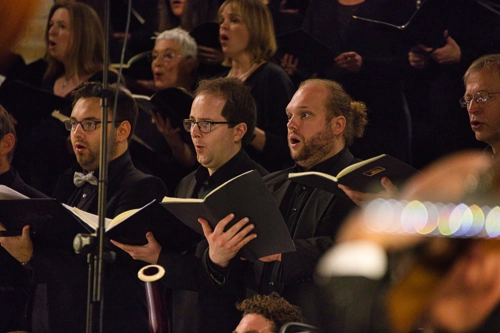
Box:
[0,167,47,333]
[214,148,358,327]
[29,151,167,333]
[157,149,268,333]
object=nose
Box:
[287,115,298,131]
[220,19,227,31]
[48,25,56,36]
[151,56,162,68]
[467,99,480,114]
[190,122,202,138]
[72,122,85,137]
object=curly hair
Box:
[236,292,305,332]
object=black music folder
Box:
[190,22,221,50]
[0,79,72,127]
[276,28,336,73]
[161,170,296,262]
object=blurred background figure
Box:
[405,0,500,169]
[314,150,500,333]
[131,27,199,95]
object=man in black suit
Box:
[112,77,268,332]
[0,104,47,333]
[0,82,167,333]
[202,78,368,326]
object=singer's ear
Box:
[116,120,131,142]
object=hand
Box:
[110,232,162,264]
[338,177,399,207]
[199,214,257,268]
[0,224,33,263]
[151,111,181,140]
[198,46,224,65]
[416,30,461,65]
[259,253,281,262]
[423,240,500,332]
[408,47,430,69]
[280,53,298,76]
[335,51,362,73]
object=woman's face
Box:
[151,39,188,90]
[169,0,186,17]
[219,5,250,59]
[47,8,71,63]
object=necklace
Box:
[231,61,262,81]
[61,75,74,89]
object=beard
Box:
[291,123,336,168]
[75,140,118,171]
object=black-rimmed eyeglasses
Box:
[183,120,234,134]
[64,119,122,132]
[459,90,500,108]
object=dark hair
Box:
[44,2,105,82]
[71,82,138,138]
[194,77,256,146]
[0,104,16,162]
[236,292,306,333]
[299,79,368,146]
[464,54,500,83]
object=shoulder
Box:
[9,168,48,198]
[263,166,294,185]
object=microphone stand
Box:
[73,0,134,331]
[84,1,112,332]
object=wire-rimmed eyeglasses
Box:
[459,90,500,108]
[148,51,183,63]
[183,119,234,134]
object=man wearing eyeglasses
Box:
[112,76,268,333]
[0,81,168,333]
[463,54,500,158]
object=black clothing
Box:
[206,147,359,327]
[303,0,414,163]
[222,62,295,172]
[0,167,47,333]
[157,149,268,333]
[29,151,167,333]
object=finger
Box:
[109,239,128,251]
[21,225,30,238]
[198,217,214,238]
[381,177,398,198]
[231,231,257,251]
[212,213,236,234]
[0,223,6,231]
[224,217,251,240]
[226,222,255,247]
